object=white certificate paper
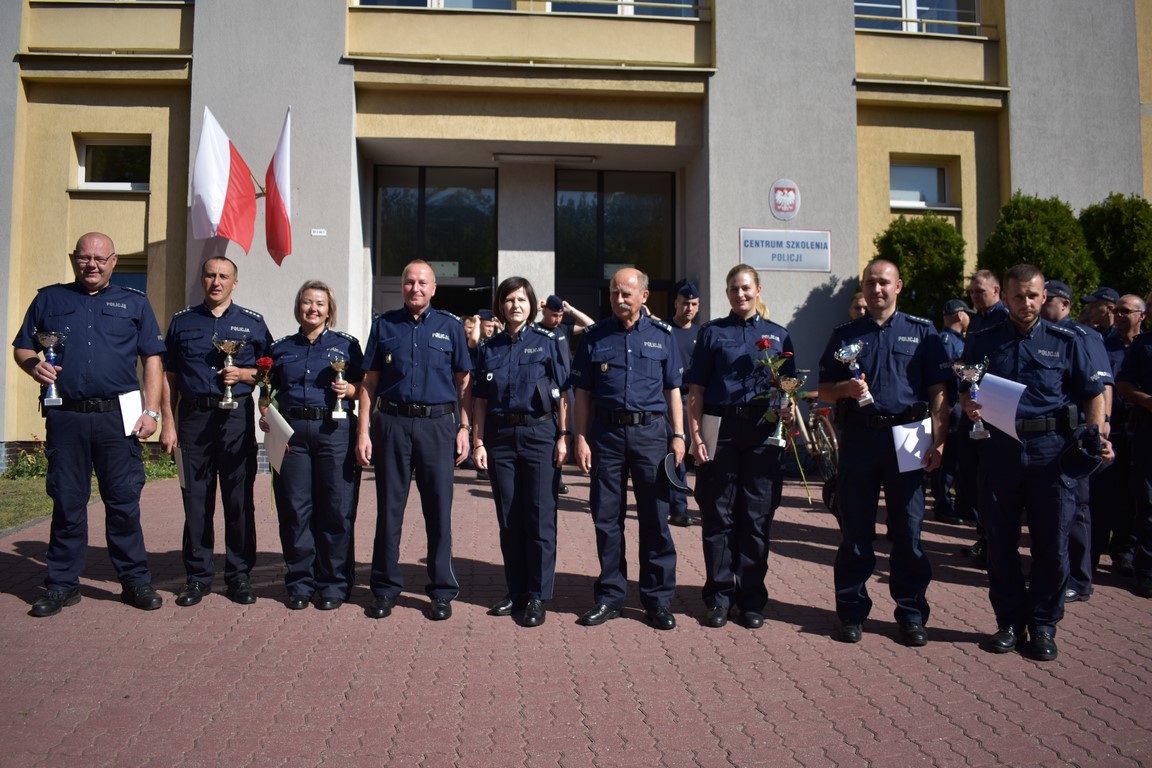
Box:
[262,404,294,473]
[119,390,142,436]
[700,414,722,461]
[174,446,186,489]
[973,373,1027,442]
[891,417,933,473]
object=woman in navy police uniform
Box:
[472,277,570,627]
[260,281,363,611]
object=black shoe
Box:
[121,583,163,611]
[1135,577,1152,598]
[522,599,546,627]
[836,622,863,643]
[646,606,676,630]
[365,594,395,619]
[316,596,343,611]
[489,595,527,616]
[427,598,452,621]
[1062,588,1091,603]
[286,594,311,611]
[175,580,210,607]
[899,622,928,647]
[703,605,728,628]
[29,588,81,617]
[226,579,256,605]
[965,540,988,568]
[730,606,764,630]
[934,512,964,525]
[578,603,621,626]
[558,484,570,495]
[988,626,1022,654]
[476,470,489,481]
[1029,631,1058,661]
[668,514,692,528]
[1113,557,1136,578]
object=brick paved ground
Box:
[1,469,1150,767]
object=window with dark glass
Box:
[855,0,979,35]
[77,141,151,191]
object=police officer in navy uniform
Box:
[13,232,167,616]
[356,260,473,621]
[963,265,1111,661]
[1040,280,1114,604]
[1116,315,1152,599]
[818,259,949,647]
[539,294,593,497]
[572,267,685,630]
[931,298,971,524]
[668,280,701,528]
[160,256,273,607]
[472,277,570,627]
[686,264,795,629]
[260,281,363,611]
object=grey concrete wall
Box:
[498,163,556,314]
[706,0,860,367]
[1004,0,1143,211]
[0,2,23,467]
[187,0,363,341]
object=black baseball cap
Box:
[1081,287,1119,304]
[943,299,974,315]
[1044,280,1072,301]
[544,295,564,312]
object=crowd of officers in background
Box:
[13,232,1152,664]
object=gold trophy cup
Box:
[211,334,249,410]
[328,348,348,420]
[766,375,805,448]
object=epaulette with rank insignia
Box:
[650,318,673,334]
[270,334,293,347]
[529,325,556,340]
[122,285,147,296]
[239,307,264,321]
[833,318,860,331]
[172,306,196,318]
[904,314,933,327]
[435,309,463,323]
[1048,323,1076,339]
[967,323,1000,337]
[334,330,359,343]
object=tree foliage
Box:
[1079,193,1152,297]
[977,191,1098,299]
[872,211,966,320]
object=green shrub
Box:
[3,436,49,479]
[873,211,967,319]
[1079,192,1152,296]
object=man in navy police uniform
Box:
[160,256,273,607]
[818,259,949,648]
[357,260,473,621]
[13,232,167,616]
[962,265,1111,661]
[572,267,685,630]
[667,280,701,528]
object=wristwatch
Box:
[142,409,161,421]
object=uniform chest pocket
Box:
[713,338,749,375]
[46,307,78,332]
[101,303,136,343]
[637,341,669,378]
[177,328,205,357]
[425,334,454,370]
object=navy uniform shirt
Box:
[572,315,682,413]
[1117,331,1152,397]
[684,313,795,405]
[670,323,700,393]
[13,282,166,400]
[164,303,273,400]
[940,327,965,407]
[964,318,1104,419]
[362,307,472,405]
[268,329,364,411]
[969,300,1009,335]
[819,311,949,415]
[1058,317,1115,393]
[472,325,569,415]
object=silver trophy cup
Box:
[328,348,348,420]
[953,358,991,440]
[766,375,805,448]
[834,341,874,406]
[34,329,69,407]
[211,334,249,410]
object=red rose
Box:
[781,351,793,358]
[755,338,773,351]
[256,357,273,373]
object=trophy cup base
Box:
[330,411,348,420]
[765,436,787,449]
[217,401,239,410]
[42,397,63,407]
[969,430,991,441]
[856,394,874,407]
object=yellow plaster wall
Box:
[1137,0,1152,197]
[6,83,189,444]
[856,106,1001,276]
[25,0,192,53]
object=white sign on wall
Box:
[740,228,831,273]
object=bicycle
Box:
[789,392,839,514]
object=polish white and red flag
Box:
[265,107,292,266]
[190,106,257,252]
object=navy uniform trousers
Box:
[369,409,459,600]
[588,416,676,610]
[834,423,932,626]
[978,429,1075,635]
[44,407,150,591]
[695,415,783,613]
[1131,418,1152,578]
[272,415,360,599]
[668,391,690,518]
[487,417,559,601]
[177,396,257,586]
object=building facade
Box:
[1,0,1149,459]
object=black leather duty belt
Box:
[284,406,331,420]
[377,400,454,418]
[703,403,778,422]
[1015,417,1058,434]
[488,412,551,427]
[842,408,922,429]
[192,395,249,410]
[59,397,119,414]
[595,409,663,426]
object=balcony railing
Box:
[855,1,986,37]
[357,1,706,19]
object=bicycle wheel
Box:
[809,415,839,483]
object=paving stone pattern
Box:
[1,472,1149,767]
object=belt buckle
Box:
[84,398,102,412]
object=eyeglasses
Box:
[1115,308,1145,317]
[73,253,115,266]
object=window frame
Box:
[75,136,152,193]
